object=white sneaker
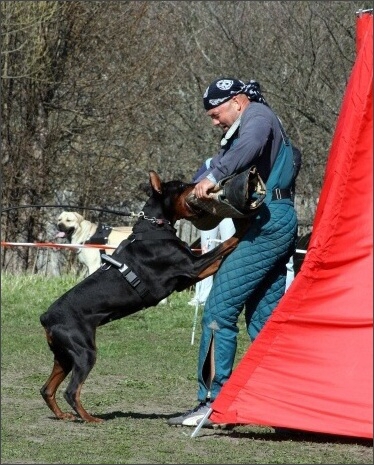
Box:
[167,402,211,426]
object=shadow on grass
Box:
[81,410,374,447]
[99,410,173,421]
[46,409,183,425]
[45,409,373,447]
[205,428,373,446]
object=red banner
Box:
[210,12,373,439]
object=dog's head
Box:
[56,211,85,241]
[147,171,206,225]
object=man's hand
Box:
[193,178,215,199]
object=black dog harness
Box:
[85,224,113,257]
[101,253,150,300]
[100,223,185,304]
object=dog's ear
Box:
[149,171,162,195]
[73,212,84,223]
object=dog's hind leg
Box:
[40,358,76,421]
[63,347,104,423]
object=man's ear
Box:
[149,171,163,194]
[233,94,247,110]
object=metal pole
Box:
[190,407,213,438]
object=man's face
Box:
[206,96,242,133]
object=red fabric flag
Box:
[210,12,373,439]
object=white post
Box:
[190,301,200,345]
[190,407,213,438]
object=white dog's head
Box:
[56,211,86,242]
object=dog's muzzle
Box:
[56,224,75,240]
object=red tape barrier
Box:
[1,241,116,250]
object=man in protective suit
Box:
[168,78,298,427]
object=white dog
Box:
[56,211,133,276]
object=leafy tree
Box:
[1,1,366,272]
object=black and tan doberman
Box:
[40,170,250,423]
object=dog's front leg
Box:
[193,217,250,280]
[195,237,238,280]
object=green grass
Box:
[1,274,372,464]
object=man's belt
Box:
[271,188,292,200]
